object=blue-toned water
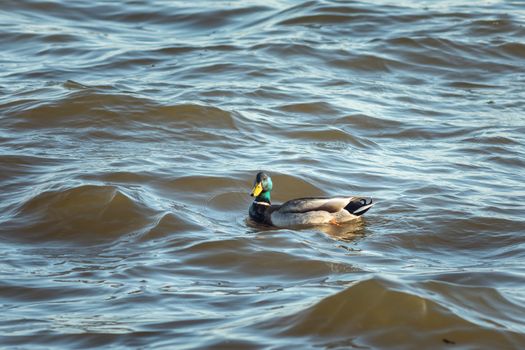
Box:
[1,1,524,348]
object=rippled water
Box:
[1,0,525,348]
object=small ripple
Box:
[336,113,406,132]
[447,81,502,89]
[497,42,525,59]
[330,54,404,72]
[180,238,359,280]
[277,101,341,115]
[3,89,238,136]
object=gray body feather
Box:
[254,196,374,228]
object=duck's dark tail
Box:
[345,197,374,216]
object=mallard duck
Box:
[249,172,374,227]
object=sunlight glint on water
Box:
[1,0,524,348]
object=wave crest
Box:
[6,185,154,242]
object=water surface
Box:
[1,0,525,348]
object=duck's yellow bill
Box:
[250,182,263,197]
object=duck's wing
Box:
[278,196,373,216]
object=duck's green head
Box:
[250,172,273,203]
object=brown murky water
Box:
[1,1,525,348]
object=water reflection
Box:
[1,0,524,348]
